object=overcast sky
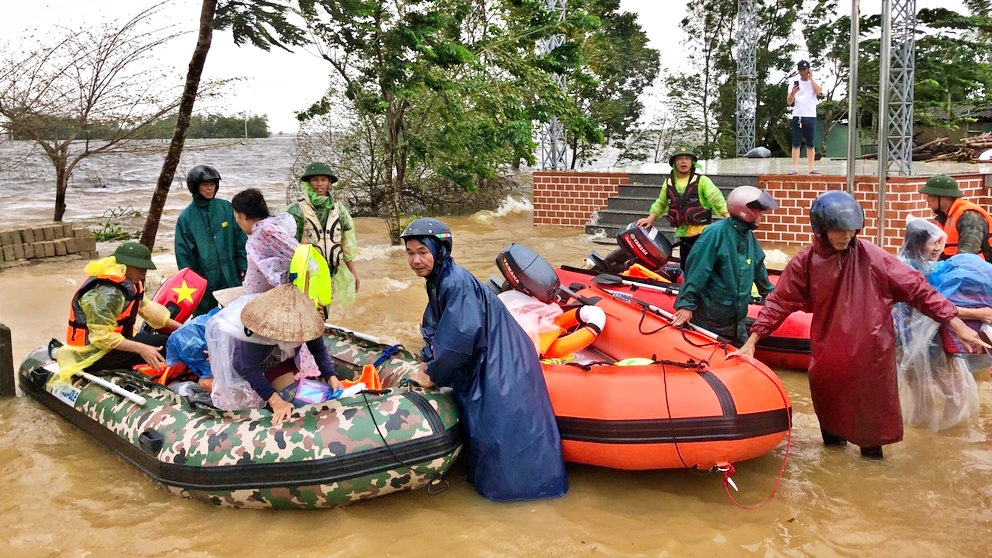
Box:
[0,0,968,133]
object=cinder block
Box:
[61,223,74,238]
[77,236,97,252]
[23,244,35,259]
[55,241,67,256]
[64,238,79,254]
[42,226,56,241]
[43,242,56,258]
[12,244,25,259]
[0,231,16,246]
[2,246,14,260]
[20,228,35,243]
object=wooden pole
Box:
[0,323,14,396]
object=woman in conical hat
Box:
[206,284,340,425]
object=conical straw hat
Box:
[213,286,244,308]
[241,284,324,343]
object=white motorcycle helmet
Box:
[726,186,779,223]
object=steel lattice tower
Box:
[736,0,758,156]
[885,0,916,174]
[539,0,568,170]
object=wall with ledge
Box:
[533,170,992,251]
[0,223,98,270]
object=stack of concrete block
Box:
[0,223,98,270]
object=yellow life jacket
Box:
[290,244,332,307]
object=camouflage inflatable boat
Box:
[18,326,463,509]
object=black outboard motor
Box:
[494,243,561,304]
[587,222,674,275]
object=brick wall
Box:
[755,173,988,251]
[533,171,629,227]
[533,169,991,251]
[0,224,98,270]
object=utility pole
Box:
[736,0,758,156]
[539,0,568,170]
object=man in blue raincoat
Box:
[403,218,567,502]
[175,165,248,315]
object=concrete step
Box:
[607,197,656,212]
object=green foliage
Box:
[565,0,659,168]
[298,0,600,243]
[215,0,309,51]
[92,206,142,242]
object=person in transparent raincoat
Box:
[894,217,990,430]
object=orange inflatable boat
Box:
[543,285,792,470]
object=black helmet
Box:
[810,191,864,237]
[400,218,453,253]
[186,165,222,195]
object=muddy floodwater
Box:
[1,138,990,557]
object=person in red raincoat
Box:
[733,191,986,459]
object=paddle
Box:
[597,287,732,345]
[591,273,680,296]
[43,363,147,406]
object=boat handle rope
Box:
[714,358,794,509]
[359,390,449,496]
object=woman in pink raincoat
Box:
[734,191,986,459]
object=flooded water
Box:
[1,138,991,557]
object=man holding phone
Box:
[787,60,822,175]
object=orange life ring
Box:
[543,305,606,358]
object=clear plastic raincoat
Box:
[893,218,979,430]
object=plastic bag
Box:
[205,294,298,410]
[930,254,992,354]
[165,308,219,378]
[497,290,563,354]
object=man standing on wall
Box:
[787,60,822,175]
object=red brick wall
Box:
[755,173,988,251]
[533,170,990,251]
[533,171,629,227]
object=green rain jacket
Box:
[175,197,248,315]
[673,216,775,341]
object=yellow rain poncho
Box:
[54,257,171,383]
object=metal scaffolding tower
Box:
[539,0,568,170]
[736,0,758,156]
[884,0,917,175]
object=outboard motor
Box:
[494,243,561,304]
[587,223,674,275]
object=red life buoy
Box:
[543,305,606,358]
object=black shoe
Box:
[860,446,884,460]
[821,429,847,447]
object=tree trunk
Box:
[54,168,68,222]
[139,0,217,249]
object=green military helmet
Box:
[300,162,339,184]
[668,146,699,167]
[919,174,963,197]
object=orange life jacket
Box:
[942,198,992,260]
[66,275,143,347]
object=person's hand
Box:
[138,344,166,370]
[198,377,214,392]
[967,306,992,324]
[635,216,654,229]
[408,363,434,388]
[268,393,295,426]
[671,308,693,327]
[727,333,760,361]
[354,275,361,293]
[326,375,342,391]
[792,83,800,94]
[948,318,991,354]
